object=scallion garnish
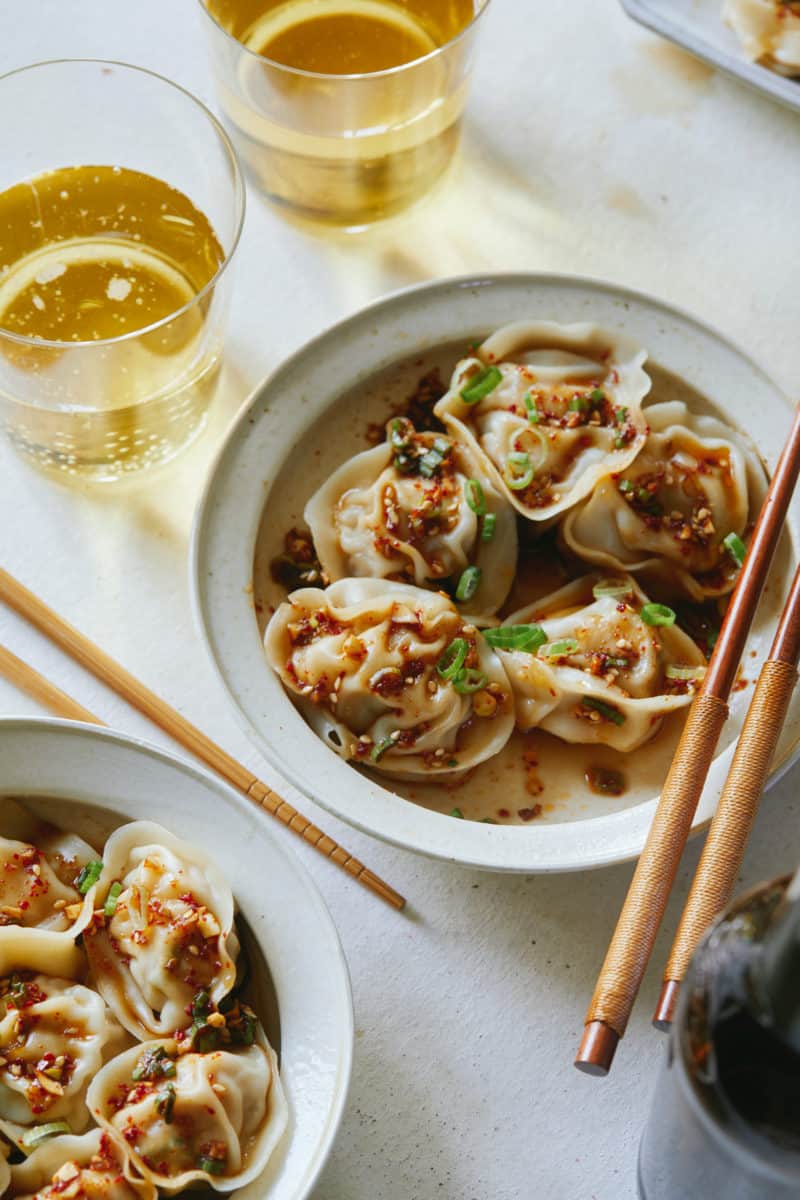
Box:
[615,407,628,425]
[103,881,123,918]
[641,603,676,627]
[665,665,707,681]
[539,638,580,659]
[418,447,445,478]
[21,1122,71,1149]
[198,1155,227,1177]
[568,395,589,413]
[437,638,469,680]
[155,1082,176,1124]
[480,817,497,824]
[390,417,411,449]
[722,531,747,568]
[482,624,547,652]
[460,366,502,405]
[582,697,626,725]
[370,736,396,763]
[592,580,630,600]
[503,452,534,492]
[481,513,497,542]
[590,388,605,405]
[450,808,464,819]
[465,478,486,516]
[618,479,634,494]
[524,392,540,424]
[452,668,488,695]
[132,1045,176,1082]
[455,566,482,603]
[75,860,103,895]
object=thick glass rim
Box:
[196,0,492,82]
[0,58,246,352]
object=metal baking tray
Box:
[620,0,800,114]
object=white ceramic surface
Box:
[621,0,800,113]
[0,718,353,1200]
[191,272,800,873]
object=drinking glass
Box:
[0,60,245,481]
[197,0,491,226]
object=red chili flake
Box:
[518,805,543,822]
[497,808,510,818]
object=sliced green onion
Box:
[480,817,498,824]
[103,881,123,918]
[455,566,482,603]
[370,735,396,763]
[450,808,464,819]
[198,1155,227,1177]
[481,513,497,542]
[132,1045,176,1082]
[666,665,707,681]
[503,452,534,492]
[523,392,540,424]
[437,638,469,680]
[155,1082,176,1124]
[460,366,502,405]
[568,395,589,413]
[21,1122,71,1149]
[464,478,486,516]
[390,417,411,448]
[618,479,634,494]
[641,603,676,627]
[75,860,103,895]
[418,447,445,477]
[483,624,547,652]
[722,531,747,568]
[582,697,626,725]
[614,436,626,449]
[592,580,630,600]
[615,407,628,425]
[539,638,580,659]
[590,388,606,405]
[453,668,488,694]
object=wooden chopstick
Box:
[0,568,405,911]
[574,404,800,1076]
[652,560,800,1028]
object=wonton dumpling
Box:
[495,575,706,753]
[0,972,127,1132]
[724,0,800,73]
[305,420,517,618]
[434,321,650,523]
[83,822,238,1041]
[0,798,99,942]
[8,1129,156,1200]
[264,578,515,780]
[87,1039,288,1194]
[562,402,766,601]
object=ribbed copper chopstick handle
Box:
[575,692,729,1071]
[654,659,798,1025]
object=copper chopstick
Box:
[0,568,406,911]
[575,404,800,1076]
[653,560,800,1028]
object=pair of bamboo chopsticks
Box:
[575,405,800,1075]
[0,567,405,912]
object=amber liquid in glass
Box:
[207,0,477,223]
[0,166,225,477]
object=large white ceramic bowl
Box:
[191,273,800,873]
[0,717,353,1200]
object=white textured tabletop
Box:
[2,2,800,1197]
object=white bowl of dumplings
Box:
[191,273,800,873]
[0,718,353,1199]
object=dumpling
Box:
[0,972,127,1133]
[8,1129,156,1200]
[490,574,706,752]
[434,321,650,523]
[724,0,800,74]
[561,401,767,601]
[86,1038,288,1194]
[304,419,518,618]
[264,578,515,780]
[83,822,238,1042]
[0,798,99,940]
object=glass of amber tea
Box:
[198,0,491,226]
[0,60,245,480]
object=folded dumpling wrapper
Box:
[562,401,767,601]
[305,421,517,619]
[86,1038,288,1195]
[8,1128,156,1200]
[496,574,707,753]
[434,321,651,523]
[83,821,239,1041]
[265,578,515,780]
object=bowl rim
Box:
[0,714,354,1200]
[189,269,800,873]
